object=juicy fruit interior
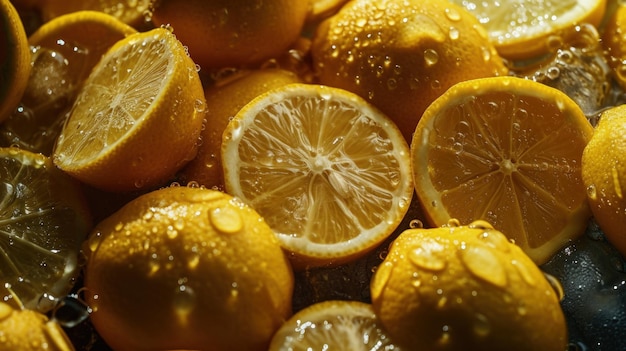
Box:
[230,91,408,245]
[53,34,170,167]
[420,89,590,255]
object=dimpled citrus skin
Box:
[370,222,567,350]
[84,186,294,351]
[311,0,508,142]
[582,104,626,257]
[150,0,309,70]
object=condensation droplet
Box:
[544,273,565,301]
[444,7,461,21]
[408,238,447,271]
[424,48,439,67]
[473,313,491,337]
[209,206,243,234]
[586,184,597,200]
[460,246,507,287]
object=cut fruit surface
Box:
[52,27,206,192]
[411,76,593,264]
[0,147,91,312]
[269,300,401,350]
[448,0,607,59]
[222,83,413,269]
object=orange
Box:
[0,147,92,313]
[0,0,31,123]
[178,68,302,190]
[52,27,207,192]
[0,11,136,155]
[449,0,607,60]
[221,83,413,269]
[0,302,75,351]
[83,186,293,351]
[411,76,593,264]
[38,0,152,29]
[150,0,310,70]
[582,104,626,257]
[370,220,567,350]
[310,0,508,142]
[269,300,401,350]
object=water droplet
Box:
[424,49,439,67]
[52,295,91,328]
[444,7,461,21]
[87,231,103,252]
[587,184,598,200]
[209,206,243,234]
[356,18,367,27]
[174,284,196,323]
[473,313,491,337]
[460,245,507,287]
[449,27,459,40]
[409,219,424,229]
[408,238,447,271]
[445,218,461,227]
[476,230,510,252]
[511,259,536,286]
[544,273,565,301]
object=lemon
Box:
[221,83,413,269]
[582,104,626,257]
[52,27,207,192]
[150,0,310,70]
[39,0,152,29]
[0,0,31,122]
[411,76,593,264]
[269,300,401,350]
[311,0,508,142]
[83,186,294,351]
[370,220,567,350]
[0,147,91,312]
[449,0,607,60]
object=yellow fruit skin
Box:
[151,0,309,70]
[311,0,508,142]
[602,3,626,90]
[84,187,294,351]
[0,0,31,123]
[582,105,626,257]
[370,224,567,351]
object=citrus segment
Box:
[221,83,413,269]
[370,221,567,350]
[0,11,137,155]
[582,104,626,257]
[83,186,293,351]
[0,147,91,312]
[449,0,607,59]
[411,76,593,264]
[310,0,508,142]
[52,27,206,192]
[269,300,401,350]
[0,0,31,123]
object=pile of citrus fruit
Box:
[1,0,625,349]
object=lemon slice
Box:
[52,27,206,192]
[269,300,401,350]
[411,76,593,264]
[222,83,413,269]
[0,147,91,312]
[448,0,607,59]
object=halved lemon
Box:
[411,76,593,264]
[269,300,401,350]
[448,0,607,59]
[222,83,413,269]
[52,27,207,192]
